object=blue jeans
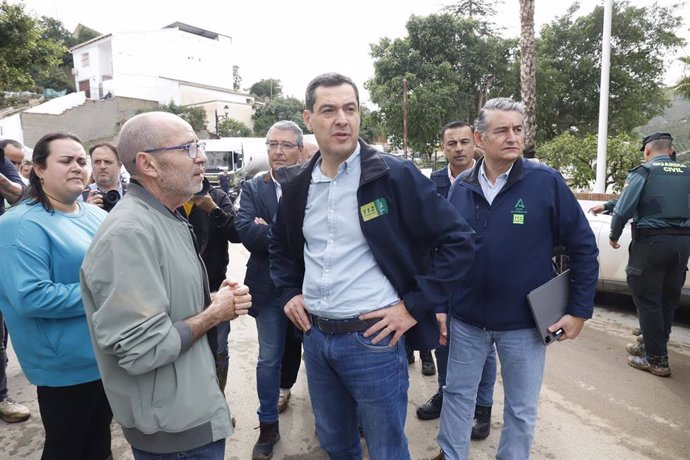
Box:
[131,439,225,459]
[303,325,410,460]
[254,304,288,424]
[438,320,545,460]
[435,340,496,406]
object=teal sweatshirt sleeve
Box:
[1,219,86,319]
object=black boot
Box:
[252,421,280,460]
[471,405,491,440]
[416,391,443,420]
[420,350,436,376]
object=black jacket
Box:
[179,187,240,291]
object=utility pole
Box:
[595,0,613,193]
[403,78,409,160]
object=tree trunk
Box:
[520,0,537,157]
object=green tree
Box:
[367,13,519,158]
[538,131,640,192]
[36,16,77,91]
[74,24,100,44]
[360,106,386,145]
[217,118,252,137]
[443,0,498,18]
[252,97,306,136]
[0,1,66,92]
[536,1,685,142]
[249,79,283,101]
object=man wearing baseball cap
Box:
[609,132,690,377]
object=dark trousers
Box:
[0,313,7,401]
[626,234,690,357]
[280,322,302,389]
[37,379,113,460]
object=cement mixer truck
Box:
[203,137,270,187]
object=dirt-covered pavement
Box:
[1,244,689,459]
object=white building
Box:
[70,22,254,131]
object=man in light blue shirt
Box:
[302,144,400,318]
[269,73,475,460]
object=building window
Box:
[81,52,90,67]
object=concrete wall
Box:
[20,96,158,148]
[199,101,255,132]
[179,85,255,130]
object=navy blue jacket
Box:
[268,140,475,350]
[236,172,280,309]
[430,167,452,199]
[0,156,24,216]
[448,157,598,330]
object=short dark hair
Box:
[29,132,83,212]
[89,142,121,163]
[305,73,360,112]
[440,121,473,142]
[0,139,23,150]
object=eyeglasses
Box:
[266,141,298,151]
[144,141,206,159]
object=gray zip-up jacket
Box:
[80,182,232,454]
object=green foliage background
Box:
[538,132,640,192]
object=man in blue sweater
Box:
[436,98,598,459]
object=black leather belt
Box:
[309,314,381,334]
[635,227,690,239]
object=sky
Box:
[11,0,690,104]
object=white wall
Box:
[105,74,180,104]
[73,39,113,98]
[25,92,87,115]
[0,114,25,145]
[111,29,235,91]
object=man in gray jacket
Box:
[81,112,252,459]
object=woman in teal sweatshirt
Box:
[0,132,112,460]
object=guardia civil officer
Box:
[609,132,690,377]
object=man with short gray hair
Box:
[437,98,598,459]
[236,120,304,460]
[81,112,252,459]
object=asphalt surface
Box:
[1,244,689,459]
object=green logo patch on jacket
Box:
[511,198,527,224]
[360,198,389,222]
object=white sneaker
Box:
[0,397,31,423]
[278,388,291,413]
